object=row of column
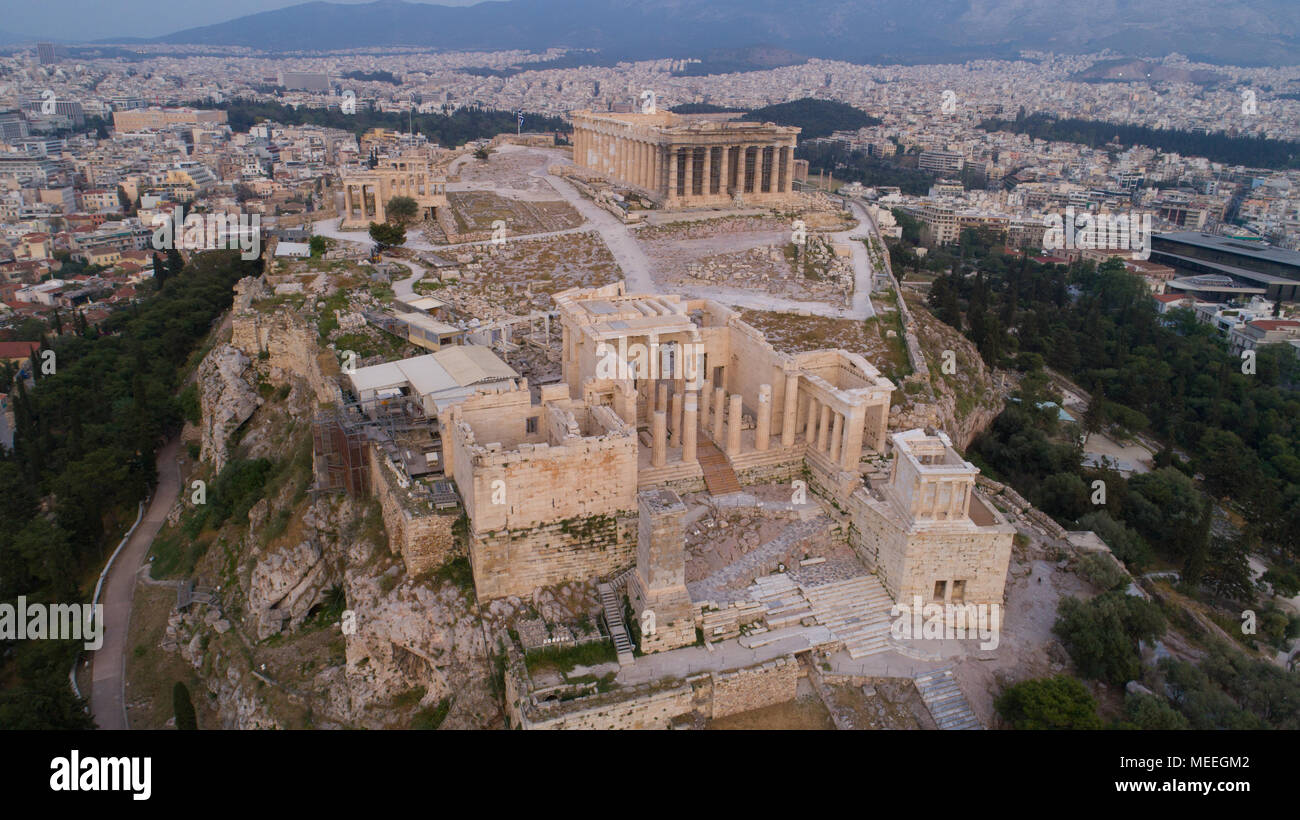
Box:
[575,125,661,193]
[803,394,864,471]
[650,381,698,467]
[647,374,823,468]
[343,182,385,222]
[666,144,795,202]
[919,479,972,521]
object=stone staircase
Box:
[747,573,895,659]
[597,582,636,665]
[696,435,741,496]
[913,666,982,730]
[750,573,813,629]
[800,576,895,659]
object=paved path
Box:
[835,200,878,320]
[392,259,425,298]
[90,438,181,730]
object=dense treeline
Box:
[742,98,881,141]
[0,250,259,728]
[979,111,1300,170]
[197,99,568,146]
[929,242,1300,608]
[670,103,747,114]
[796,142,935,195]
[926,240,1300,725]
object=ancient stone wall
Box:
[469,513,638,601]
[368,448,459,576]
[230,298,341,405]
[709,655,799,719]
[506,645,800,729]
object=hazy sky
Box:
[2,0,483,42]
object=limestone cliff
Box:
[160,279,499,729]
[197,344,261,473]
[890,293,1003,452]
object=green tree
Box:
[1054,591,1166,685]
[1121,693,1189,729]
[385,195,418,227]
[995,676,1102,729]
[368,221,406,249]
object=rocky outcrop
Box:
[892,294,1004,451]
[229,276,342,405]
[248,537,330,639]
[197,344,261,473]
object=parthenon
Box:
[339,150,449,229]
[570,110,800,208]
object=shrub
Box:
[1053,591,1166,685]
[1077,552,1128,592]
[995,676,1102,729]
[1121,693,1189,729]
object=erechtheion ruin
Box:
[339,149,449,229]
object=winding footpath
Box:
[89,439,181,730]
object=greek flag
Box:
[516,110,524,130]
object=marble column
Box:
[656,382,668,414]
[829,412,843,463]
[702,145,713,197]
[781,373,799,446]
[682,392,698,464]
[727,393,743,456]
[719,147,730,195]
[671,391,683,446]
[817,404,831,452]
[652,410,667,467]
[841,405,865,470]
[805,396,818,443]
[701,378,713,431]
[755,384,772,451]
[713,386,726,441]
[668,147,679,201]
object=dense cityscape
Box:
[0,0,1295,799]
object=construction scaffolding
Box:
[312,405,371,496]
[312,391,453,504]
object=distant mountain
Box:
[1071,58,1227,85]
[150,0,1300,67]
[673,45,809,76]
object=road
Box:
[90,438,181,730]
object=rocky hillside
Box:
[889,292,1003,451]
[149,275,502,729]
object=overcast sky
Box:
[2,0,483,42]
